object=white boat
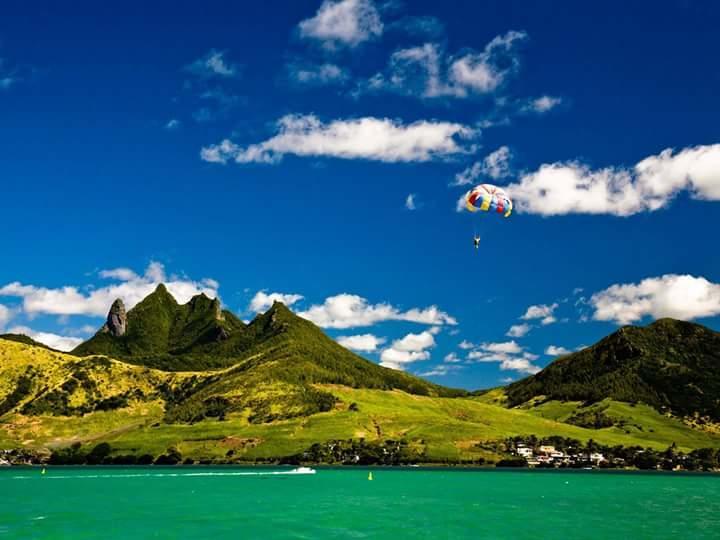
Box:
[288,467,316,475]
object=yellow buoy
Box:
[368,471,373,481]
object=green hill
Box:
[0,333,58,351]
[3,338,718,465]
[2,290,720,465]
[72,284,246,366]
[71,286,458,399]
[505,318,720,420]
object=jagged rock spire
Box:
[102,298,127,337]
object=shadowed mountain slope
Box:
[505,319,720,419]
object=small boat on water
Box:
[288,467,316,475]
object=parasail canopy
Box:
[464,184,513,217]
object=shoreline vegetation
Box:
[3,436,719,472]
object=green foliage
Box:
[0,334,55,350]
[507,319,720,419]
[49,442,86,465]
[496,457,527,467]
[86,442,112,464]
[154,447,182,465]
[506,434,720,471]
[290,439,424,465]
[0,370,34,416]
[566,408,616,429]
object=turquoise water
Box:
[1,467,719,539]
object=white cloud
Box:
[201,114,475,164]
[458,340,475,350]
[499,357,540,375]
[521,303,558,322]
[466,350,501,362]
[186,49,239,78]
[0,58,20,90]
[249,291,304,313]
[478,340,523,354]
[389,16,444,39]
[455,192,469,212]
[360,31,527,100]
[405,193,417,210]
[8,326,83,352]
[521,95,562,114]
[391,330,436,352]
[379,330,436,370]
[545,345,571,356]
[0,262,219,317]
[336,333,385,352]
[453,146,511,186]
[419,364,462,377]
[506,323,531,338]
[365,43,451,98]
[289,62,350,86]
[297,293,456,329]
[465,340,541,374]
[165,119,181,130]
[99,268,139,281]
[506,144,720,216]
[0,304,12,329]
[590,274,720,325]
[299,0,383,47]
[379,349,430,370]
[449,31,527,94]
[444,352,461,363]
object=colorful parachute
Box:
[464,184,513,217]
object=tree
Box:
[86,442,112,465]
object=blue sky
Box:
[1,0,719,389]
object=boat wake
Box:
[11,467,316,480]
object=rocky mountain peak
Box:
[102,298,127,337]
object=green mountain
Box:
[72,284,246,367]
[505,318,720,420]
[71,285,458,399]
[2,290,720,465]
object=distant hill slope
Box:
[506,319,720,419]
[0,333,56,351]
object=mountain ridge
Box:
[505,317,720,419]
[70,285,462,399]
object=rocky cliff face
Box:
[102,299,127,337]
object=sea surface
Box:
[1,467,719,539]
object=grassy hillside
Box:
[0,333,56,351]
[506,319,720,420]
[2,338,720,464]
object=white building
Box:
[516,447,534,458]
